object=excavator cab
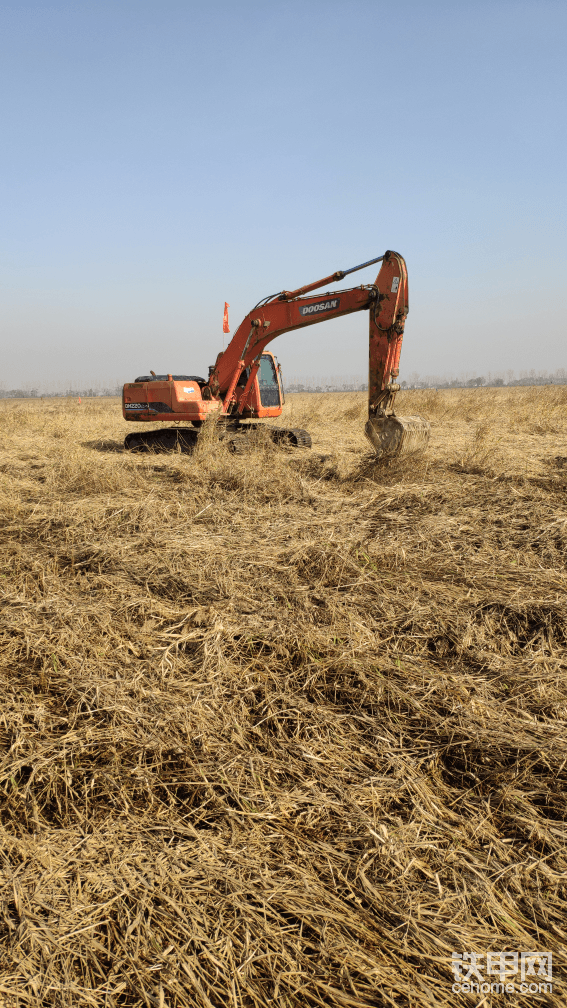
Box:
[258,353,282,408]
[231,353,282,409]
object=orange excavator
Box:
[122,251,430,457]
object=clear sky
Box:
[1,0,566,390]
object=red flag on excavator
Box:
[223,302,230,334]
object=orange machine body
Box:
[123,352,284,424]
[122,251,410,425]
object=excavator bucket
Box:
[365,414,431,459]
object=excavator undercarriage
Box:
[124,422,312,454]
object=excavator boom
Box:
[207,251,429,457]
[209,285,373,408]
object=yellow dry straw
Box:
[0,387,566,1006]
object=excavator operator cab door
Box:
[258,353,282,408]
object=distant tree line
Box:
[400,367,567,389]
[284,374,369,392]
[2,366,566,398]
[0,386,123,399]
[284,367,567,392]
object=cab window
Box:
[258,355,281,407]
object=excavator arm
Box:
[205,251,429,458]
[208,252,406,414]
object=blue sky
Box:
[1,1,566,389]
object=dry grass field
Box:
[1,386,567,1007]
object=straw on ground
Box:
[1,386,566,1007]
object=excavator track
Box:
[226,426,312,453]
[124,424,312,454]
[267,427,312,448]
[124,427,199,453]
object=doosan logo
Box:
[299,298,340,317]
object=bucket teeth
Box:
[365,415,430,459]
